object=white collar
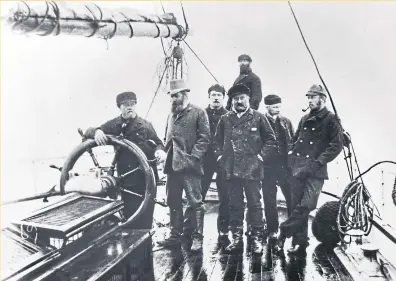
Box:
[233,106,250,118]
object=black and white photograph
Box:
[1,1,396,280]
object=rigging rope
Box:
[182,39,219,82]
[145,62,170,118]
[287,1,363,183]
[286,2,396,239]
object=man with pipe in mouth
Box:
[276,84,343,255]
[84,91,166,229]
[214,84,276,254]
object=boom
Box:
[3,1,186,39]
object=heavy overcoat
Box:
[264,114,295,169]
[85,115,164,182]
[213,108,276,180]
[288,107,343,179]
[163,104,211,176]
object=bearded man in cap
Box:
[84,91,166,229]
[225,54,262,111]
[183,84,229,243]
[214,84,276,254]
[157,79,210,252]
[276,84,343,255]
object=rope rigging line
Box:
[145,62,171,119]
[287,1,364,183]
[182,39,219,83]
[286,2,396,239]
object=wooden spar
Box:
[4,1,186,39]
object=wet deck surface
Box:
[148,201,353,281]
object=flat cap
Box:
[306,84,327,97]
[238,54,252,62]
[116,92,137,107]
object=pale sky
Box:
[1,1,396,215]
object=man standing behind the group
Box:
[276,84,343,255]
[184,84,229,243]
[226,54,262,111]
[261,94,294,240]
[214,84,276,254]
[157,79,210,252]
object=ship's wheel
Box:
[59,135,157,228]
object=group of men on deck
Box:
[86,54,344,256]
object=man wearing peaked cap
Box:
[225,54,262,111]
[306,84,327,97]
[158,79,211,252]
[84,91,166,229]
[276,84,343,255]
[213,83,277,255]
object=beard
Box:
[309,99,323,112]
[239,64,251,74]
[171,98,186,114]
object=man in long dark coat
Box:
[85,92,166,229]
[276,84,344,255]
[225,54,262,111]
[261,94,294,240]
[157,79,210,252]
[214,84,276,254]
[183,84,229,243]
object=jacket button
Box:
[312,128,315,131]
[304,127,307,130]
[306,155,310,158]
[310,141,313,144]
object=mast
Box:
[3,1,186,39]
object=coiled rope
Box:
[287,2,396,239]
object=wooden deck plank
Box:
[150,196,354,281]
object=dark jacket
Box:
[206,106,228,146]
[226,69,262,110]
[213,108,277,180]
[288,107,343,179]
[265,113,295,169]
[85,115,164,182]
[163,103,211,176]
[205,106,228,160]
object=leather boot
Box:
[251,230,263,255]
[190,207,204,252]
[183,206,194,239]
[157,208,182,248]
[225,227,243,253]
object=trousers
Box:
[166,171,205,239]
[279,177,324,246]
[261,167,292,233]
[227,178,264,233]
